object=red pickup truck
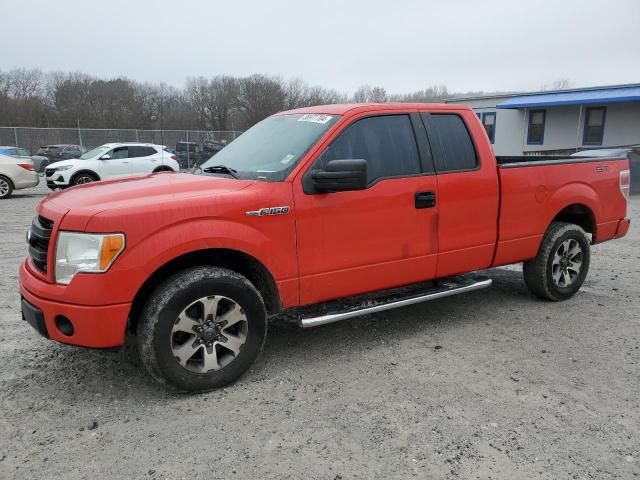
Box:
[20,103,631,391]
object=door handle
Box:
[415,191,436,209]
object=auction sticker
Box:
[298,114,333,124]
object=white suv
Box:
[45,143,180,189]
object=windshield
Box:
[199,113,340,181]
[80,146,110,160]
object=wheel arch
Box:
[152,166,174,173]
[545,181,601,242]
[71,169,101,182]
[128,248,281,334]
[0,173,15,189]
[549,203,596,240]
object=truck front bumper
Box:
[19,260,131,348]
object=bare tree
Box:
[552,79,573,90]
[352,85,388,103]
[235,74,286,129]
[389,84,450,102]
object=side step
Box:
[298,276,492,328]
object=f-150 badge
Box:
[246,206,290,217]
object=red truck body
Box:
[19,103,630,358]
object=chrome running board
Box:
[299,276,492,328]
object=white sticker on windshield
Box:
[281,154,295,164]
[298,114,333,124]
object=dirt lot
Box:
[0,182,638,480]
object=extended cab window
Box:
[317,115,420,184]
[424,114,478,172]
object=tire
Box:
[152,167,174,173]
[137,266,267,392]
[0,175,13,199]
[523,221,591,301]
[70,172,98,186]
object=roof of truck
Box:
[280,103,471,116]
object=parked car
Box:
[174,141,201,169]
[0,146,32,161]
[0,146,52,172]
[44,142,179,189]
[202,139,226,158]
[0,153,39,199]
[20,104,630,392]
[36,144,86,169]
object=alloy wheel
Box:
[551,238,583,287]
[0,178,9,197]
[170,295,248,373]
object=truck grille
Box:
[28,216,53,272]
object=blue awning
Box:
[496,85,640,109]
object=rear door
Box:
[101,146,131,178]
[421,111,499,277]
[293,112,439,305]
[128,146,159,173]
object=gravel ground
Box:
[1,182,638,480]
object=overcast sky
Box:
[4,0,639,94]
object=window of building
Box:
[317,115,421,184]
[424,114,478,172]
[527,110,546,145]
[481,112,496,144]
[583,107,606,145]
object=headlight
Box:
[55,232,125,284]
[50,165,73,172]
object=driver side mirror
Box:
[305,159,367,194]
[99,154,111,160]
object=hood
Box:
[44,172,253,215]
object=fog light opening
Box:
[54,315,74,336]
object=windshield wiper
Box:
[202,165,239,178]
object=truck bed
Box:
[492,155,629,267]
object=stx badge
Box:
[246,206,290,217]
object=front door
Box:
[293,113,439,306]
[101,146,131,178]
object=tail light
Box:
[18,163,34,171]
[171,155,178,161]
[619,169,630,201]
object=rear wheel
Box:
[0,175,13,199]
[523,221,590,301]
[137,267,267,392]
[71,172,97,186]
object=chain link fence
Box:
[0,127,242,157]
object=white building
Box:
[446,83,640,157]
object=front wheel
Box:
[137,267,267,391]
[523,221,591,301]
[71,172,97,186]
